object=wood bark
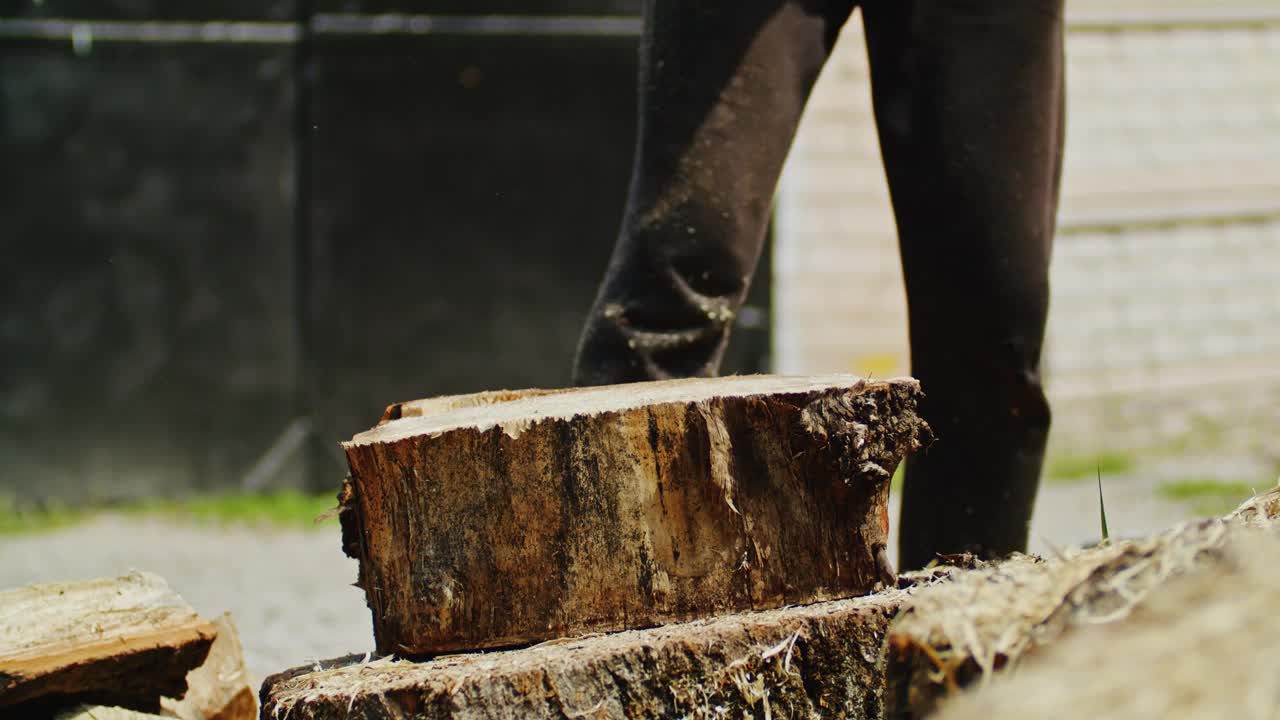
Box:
[340,375,931,655]
[259,588,921,720]
[0,571,216,714]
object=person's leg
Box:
[860,0,1066,568]
[573,0,856,386]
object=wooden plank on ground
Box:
[0,570,216,713]
[340,375,932,655]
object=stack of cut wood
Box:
[263,483,1280,720]
[0,571,256,720]
[263,375,934,718]
[259,370,1280,720]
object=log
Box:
[258,579,944,720]
[933,527,1280,720]
[340,375,931,655]
[884,486,1280,718]
[0,571,217,714]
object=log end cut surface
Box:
[350,374,917,446]
[341,375,932,655]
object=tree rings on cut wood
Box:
[340,374,932,655]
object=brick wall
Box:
[774,7,1280,457]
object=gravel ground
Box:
[0,516,371,685]
[0,476,1232,687]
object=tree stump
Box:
[340,375,931,655]
[259,587,922,720]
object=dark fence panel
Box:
[0,39,298,503]
[0,6,770,503]
[0,1,295,21]
[313,2,641,16]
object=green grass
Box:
[0,496,91,536]
[0,490,341,536]
[1097,470,1110,544]
[1158,478,1259,516]
[1046,451,1136,483]
[123,490,341,529]
[890,460,905,493]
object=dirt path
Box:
[0,479,1214,686]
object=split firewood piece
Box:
[259,584,931,720]
[341,374,931,655]
[0,571,216,714]
[885,486,1280,718]
[161,613,256,720]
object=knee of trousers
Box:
[591,221,753,340]
[574,264,741,384]
[915,360,1052,441]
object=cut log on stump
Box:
[884,486,1280,718]
[259,583,938,720]
[0,571,216,714]
[340,375,931,655]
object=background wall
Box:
[5,1,1276,504]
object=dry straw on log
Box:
[933,523,1280,720]
[886,485,1280,718]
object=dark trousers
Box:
[572,0,1065,570]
